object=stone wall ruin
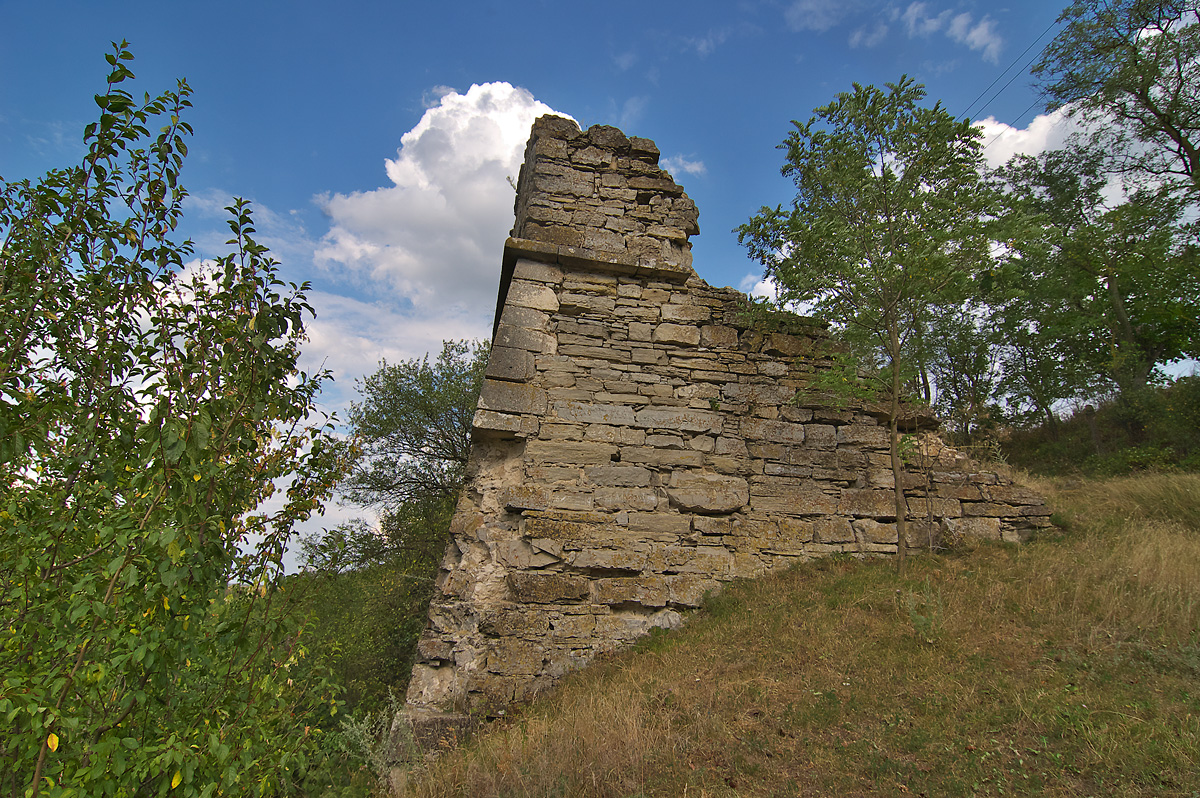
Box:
[404,116,1051,719]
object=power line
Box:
[960,17,1061,123]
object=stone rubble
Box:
[405,115,1051,719]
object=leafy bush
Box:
[0,44,344,796]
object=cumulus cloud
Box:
[975,108,1080,169]
[314,82,567,315]
[661,155,707,177]
[899,2,1003,63]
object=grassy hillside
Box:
[397,473,1200,797]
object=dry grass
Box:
[405,473,1200,797]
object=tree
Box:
[738,77,994,569]
[341,340,487,512]
[304,340,487,572]
[0,44,343,796]
[1034,0,1200,196]
[995,145,1200,398]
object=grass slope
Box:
[406,474,1200,797]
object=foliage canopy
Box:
[0,43,343,796]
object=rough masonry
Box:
[405,115,1051,719]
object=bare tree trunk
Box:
[889,324,908,574]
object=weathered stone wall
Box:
[405,116,1050,718]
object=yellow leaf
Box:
[172,770,182,789]
[163,595,170,611]
[47,733,59,752]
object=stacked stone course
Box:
[405,116,1051,719]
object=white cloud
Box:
[314,82,568,315]
[850,21,889,48]
[661,155,707,177]
[784,0,849,32]
[902,2,950,36]
[899,3,1002,63]
[975,107,1080,169]
[739,273,777,299]
[947,13,1003,64]
[613,51,637,71]
[686,27,732,56]
[299,290,492,419]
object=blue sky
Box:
[2,0,1080,554]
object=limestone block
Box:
[982,485,1044,505]
[804,424,837,449]
[486,346,536,382]
[661,304,712,323]
[751,488,838,516]
[507,279,561,312]
[653,323,701,347]
[620,447,706,468]
[813,517,855,543]
[742,417,806,445]
[570,547,648,571]
[763,333,808,357]
[499,303,551,332]
[943,516,1002,540]
[507,572,590,603]
[406,664,458,708]
[583,425,647,445]
[513,259,564,285]
[648,545,732,577]
[693,516,733,536]
[593,576,669,607]
[479,608,551,637]
[722,383,796,405]
[583,465,653,486]
[552,401,636,426]
[837,424,889,447]
[961,501,1014,518]
[488,640,546,676]
[853,519,898,544]
[557,344,633,364]
[628,321,654,341]
[627,512,693,536]
[667,575,719,607]
[416,637,455,662]
[560,293,617,315]
[701,325,739,349]
[731,553,773,578]
[479,379,548,416]
[715,436,748,457]
[595,486,659,511]
[533,170,594,198]
[549,491,594,511]
[666,472,749,514]
[548,613,597,639]
[523,513,624,543]
[473,409,524,436]
[906,497,962,518]
[495,323,556,355]
[493,540,561,569]
[633,406,722,432]
[526,439,616,464]
[839,489,898,518]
